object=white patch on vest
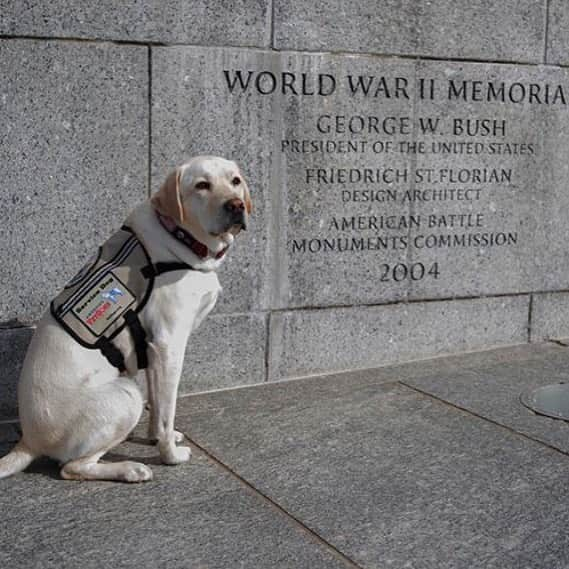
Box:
[70,273,135,336]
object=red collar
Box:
[155,211,228,260]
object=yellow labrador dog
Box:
[0,156,251,482]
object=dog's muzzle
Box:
[223,198,248,231]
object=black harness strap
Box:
[141,262,194,279]
[94,262,195,372]
[95,337,126,373]
[124,310,148,370]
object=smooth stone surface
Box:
[152,47,277,314]
[278,57,569,306]
[269,296,529,380]
[0,434,348,569]
[547,0,569,65]
[179,312,268,394]
[0,327,33,420]
[403,343,569,454]
[178,367,569,569]
[274,0,545,63]
[0,39,148,324]
[531,292,569,342]
[0,1,270,47]
[406,60,569,301]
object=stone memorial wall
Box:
[1,1,569,420]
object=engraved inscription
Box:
[221,63,566,302]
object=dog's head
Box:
[151,156,252,240]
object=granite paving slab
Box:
[402,343,569,454]
[178,343,569,414]
[177,357,569,569]
[0,434,351,569]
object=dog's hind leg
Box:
[61,453,153,482]
[58,377,153,483]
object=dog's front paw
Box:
[159,444,192,465]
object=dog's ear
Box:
[151,167,186,223]
[242,179,253,215]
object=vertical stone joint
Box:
[264,312,271,382]
[544,0,551,63]
[147,45,153,197]
[528,294,534,343]
[269,0,276,49]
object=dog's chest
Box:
[144,270,221,335]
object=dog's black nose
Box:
[224,198,245,213]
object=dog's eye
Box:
[231,176,241,186]
[195,181,211,191]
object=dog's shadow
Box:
[103,453,163,466]
[106,434,164,465]
[26,457,61,480]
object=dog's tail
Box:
[0,440,36,479]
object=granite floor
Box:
[2,342,569,568]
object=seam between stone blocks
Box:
[548,338,569,348]
[544,0,551,64]
[266,289,549,316]
[0,289,560,329]
[0,33,268,51]
[0,323,35,331]
[0,33,564,69]
[400,381,569,460]
[269,0,275,49]
[528,293,534,343]
[0,418,19,426]
[147,45,153,198]
[185,435,365,569]
[253,46,556,69]
[264,311,272,383]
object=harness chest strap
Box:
[95,336,127,372]
[104,262,194,372]
[140,261,192,279]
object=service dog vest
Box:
[50,226,192,372]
